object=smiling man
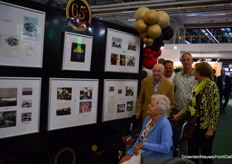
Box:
[135,64,175,121]
[164,60,175,82]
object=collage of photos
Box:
[103,80,138,122]
[105,28,140,73]
[48,79,99,131]
[0,78,41,138]
[0,87,34,128]
[0,2,45,67]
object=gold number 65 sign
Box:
[66,0,92,31]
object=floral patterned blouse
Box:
[140,119,153,142]
[180,78,220,131]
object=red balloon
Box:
[156,50,162,56]
[144,47,152,53]
[147,53,153,59]
[143,52,148,57]
[143,57,157,69]
[152,50,162,58]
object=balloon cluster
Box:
[143,47,162,69]
[134,7,174,69]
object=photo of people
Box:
[111,53,119,65]
[127,55,135,67]
[128,41,136,51]
[127,101,133,111]
[109,86,114,92]
[21,112,32,122]
[0,88,17,107]
[125,86,134,96]
[0,111,16,128]
[118,89,122,94]
[22,100,32,108]
[112,37,122,48]
[79,101,92,113]
[80,87,92,100]
[117,103,125,113]
[120,55,126,66]
[56,107,71,116]
[70,43,86,62]
[22,88,32,95]
[57,87,72,100]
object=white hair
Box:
[151,94,170,114]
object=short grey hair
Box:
[151,94,170,114]
[181,52,193,61]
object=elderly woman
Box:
[119,94,173,164]
[174,62,220,164]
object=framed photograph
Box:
[62,32,93,71]
[0,2,45,68]
[0,77,41,138]
[102,79,138,122]
[48,78,99,131]
[104,28,141,73]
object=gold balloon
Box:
[143,10,158,25]
[147,24,162,39]
[147,38,154,45]
[157,11,170,29]
[143,38,148,43]
[135,19,148,33]
[139,32,148,39]
[135,7,150,20]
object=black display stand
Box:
[0,0,143,163]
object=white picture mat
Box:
[102,79,138,122]
[0,77,41,138]
[62,32,93,71]
[104,28,141,73]
[0,2,45,68]
[48,78,99,131]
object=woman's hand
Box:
[205,130,214,138]
[173,113,181,120]
[119,154,132,164]
[133,143,143,155]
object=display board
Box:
[0,77,41,138]
[62,32,93,71]
[0,1,45,68]
[104,28,141,73]
[102,79,138,122]
[48,78,99,131]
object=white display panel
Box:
[0,2,45,68]
[102,79,138,122]
[48,78,99,131]
[0,77,41,138]
[104,28,141,73]
[62,32,93,71]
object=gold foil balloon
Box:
[157,11,170,29]
[139,32,148,39]
[147,38,154,46]
[143,37,148,43]
[143,10,158,25]
[135,19,148,33]
[135,7,149,20]
[147,24,162,39]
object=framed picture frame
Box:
[48,78,99,131]
[0,2,45,68]
[62,32,93,71]
[104,28,141,73]
[0,77,41,139]
[102,79,138,122]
